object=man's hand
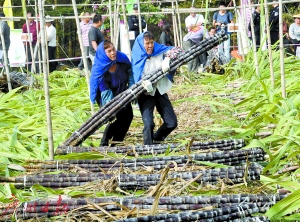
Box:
[161,56,171,73]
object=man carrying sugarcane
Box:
[131,31,183,145]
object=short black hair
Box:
[103,40,114,49]
[93,14,102,23]
[162,23,171,32]
[0,12,5,17]
[219,1,226,6]
[143,31,154,41]
[133,4,138,10]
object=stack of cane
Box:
[0,193,286,221]
[26,148,265,173]
[63,32,228,146]
[0,163,262,189]
[56,138,245,156]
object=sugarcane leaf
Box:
[266,189,300,220]
[283,213,300,220]
[31,184,64,195]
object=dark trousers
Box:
[24,44,40,73]
[182,39,207,72]
[270,31,279,46]
[138,90,177,145]
[78,46,91,70]
[48,46,57,72]
[290,38,300,55]
[100,103,133,146]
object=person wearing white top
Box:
[289,14,300,56]
[45,15,57,72]
[185,7,205,32]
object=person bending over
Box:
[90,40,134,146]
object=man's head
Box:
[219,1,226,13]
[162,23,171,33]
[190,7,197,18]
[293,14,300,24]
[27,11,34,23]
[93,14,102,28]
[83,12,90,23]
[271,0,278,7]
[143,31,155,55]
[133,3,138,13]
[208,27,216,36]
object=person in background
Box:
[182,21,209,72]
[91,12,105,34]
[22,11,40,73]
[185,7,205,32]
[269,0,279,45]
[88,14,104,65]
[159,23,173,46]
[128,3,147,49]
[78,12,91,71]
[90,40,134,146]
[208,26,216,36]
[289,14,300,56]
[212,1,234,61]
[131,31,183,145]
[0,12,10,69]
[45,15,57,72]
[248,4,261,48]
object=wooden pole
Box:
[34,1,42,75]
[109,0,113,42]
[233,0,245,60]
[37,0,54,160]
[264,0,275,87]
[0,20,12,91]
[171,3,178,46]
[279,0,286,98]
[21,0,37,86]
[115,0,120,49]
[71,0,95,115]
[175,0,183,47]
[113,0,117,45]
[137,0,142,34]
[247,0,259,75]
[121,0,131,58]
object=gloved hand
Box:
[161,56,171,73]
[142,80,153,92]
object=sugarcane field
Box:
[0,0,300,221]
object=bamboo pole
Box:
[115,0,121,50]
[0,20,12,91]
[113,0,117,45]
[279,0,286,98]
[37,0,54,160]
[34,0,42,75]
[264,0,275,87]
[21,0,37,86]
[175,0,183,47]
[233,0,245,60]
[137,0,143,34]
[109,0,113,42]
[71,0,95,115]
[247,0,259,75]
[121,0,132,58]
[171,3,178,46]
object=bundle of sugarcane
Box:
[63,32,228,147]
[56,138,245,156]
[0,193,285,221]
[2,163,262,189]
[25,148,265,173]
[114,203,268,222]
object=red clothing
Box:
[22,21,40,45]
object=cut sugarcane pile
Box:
[1,163,262,189]
[25,148,265,173]
[0,71,30,92]
[56,138,246,156]
[0,193,287,221]
[63,32,229,147]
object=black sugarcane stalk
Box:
[9,163,262,189]
[56,138,245,155]
[63,32,228,146]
